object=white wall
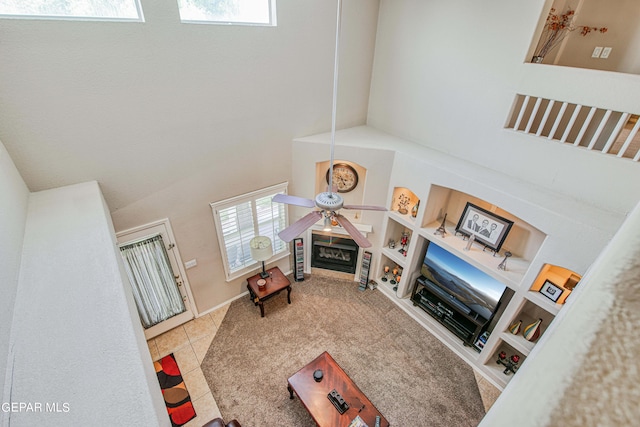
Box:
[108,0,381,313]
[0,140,30,409]
[368,0,640,215]
[5,181,168,426]
[0,0,379,211]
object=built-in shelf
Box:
[375,183,565,390]
[380,246,408,268]
[523,291,562,316]
[420,220,529,290]
[502,298,556,353]
[390,187,420,220]
[482,341,526,388]
[387,209,417,228]
[500,330,536,355]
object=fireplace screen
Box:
[311,234,358,274]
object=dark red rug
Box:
[154,353,197,426]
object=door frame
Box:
[116,218,197,339]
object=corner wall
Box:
[480,200,640,426]
[0,140,30,410]
[5,181,168,426]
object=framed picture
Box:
[539,280,562,302]
[455,202,514,252]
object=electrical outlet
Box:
[592,46,603,58]
[601,47,612,59]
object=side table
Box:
[246,266,292,317]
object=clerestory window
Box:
[177,0,276,25]
[0,0,143,21]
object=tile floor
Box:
[147,304,229,427]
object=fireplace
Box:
[311,233,359,274]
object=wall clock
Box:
[326,163,359,193]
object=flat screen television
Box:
[420,242,507,322]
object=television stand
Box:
[411,276,489,349]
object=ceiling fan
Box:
[272,0,386,248]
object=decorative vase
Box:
[411,201,420,218]
[523,318,543,342]
[509,319,522,335]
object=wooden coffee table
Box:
[246,266,291,317]
[287,351,389,427]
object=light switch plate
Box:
[185,259,197,269]
[592,46,603,58]
[601,47,612,59]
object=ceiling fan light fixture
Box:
[323,216,333,232]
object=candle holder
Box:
[464,233,475,251]
[496,351,520,375]
[393,275,401,292]
[390,267,399,285]
[498,251,512,271]
[381,265,390,282]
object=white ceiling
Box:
[0,0,380,210]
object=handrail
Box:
[506,93,640,161]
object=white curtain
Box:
[119,235,186,328]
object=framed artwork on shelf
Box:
[539,280,562,302]
[455,202,514,253]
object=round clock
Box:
[326,163,359,193]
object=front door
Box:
[117,219,195,339]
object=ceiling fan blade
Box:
[272,193,316,208]
[278,211,323,242]
[343,204,387,211]
[335,214,372,248]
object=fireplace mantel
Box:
[309,221,372,235]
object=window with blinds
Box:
[211,182,288,281]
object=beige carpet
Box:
[201,274,486,426]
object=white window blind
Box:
[211,182,288,281]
